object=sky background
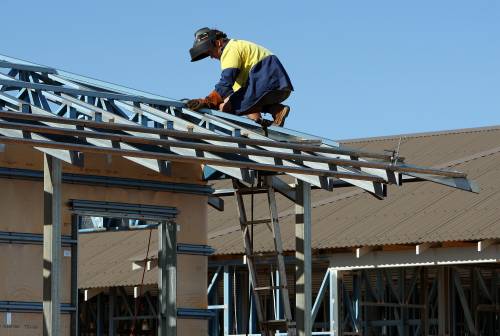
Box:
[2,0,498,140]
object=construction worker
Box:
[186,28,293,127]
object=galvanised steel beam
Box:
[0,301,75,312]
[0,231,75,245]
[177,243,215,256]
[177,308,216,319]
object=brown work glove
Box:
[186,90,223,111]
[186,98,208,111]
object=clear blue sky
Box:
[2,1,499,140]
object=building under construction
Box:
[0,54,497,336]
[77,125,500,336]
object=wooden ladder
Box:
[232,176,295,336]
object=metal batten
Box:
[0,115,465,178]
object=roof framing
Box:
[0,54,477,197]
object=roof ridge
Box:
[340,125,500,144]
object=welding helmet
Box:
[189,27,225,62]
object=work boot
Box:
[268,104,290,127]
[258,119,273,128]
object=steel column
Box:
[109,287,116,336]
[158,221,177,336]
[453,269,476,334]
[43,154,62,336]
[70,215,79,336]
[296,180,312,336]
[329,269,340,336]
[96,293,103,336]
[353,271,361,333]
[438,267,450,336]
[249,273,257,334]
[223,265,232,335]
[420,267,428,335]
[275,268,281,322]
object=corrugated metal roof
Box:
[79,230,158,289]
[208,125,500,255]
[79,125,500,289]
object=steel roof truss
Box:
[0,93,166,173]
[114,101,252,182]
[0,54,475,194]
[191,110,388,192]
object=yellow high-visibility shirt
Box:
[220,39,273,92]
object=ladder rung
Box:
[244,218,272,225]
[254,285,287,292]
[239,187,268,195]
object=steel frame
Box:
[80,288,216,335]
[207,261,500,336]
[0,54,476,197]
[207,263,340,336]
[0,54,480,336]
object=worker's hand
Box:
[219,100,232,112]
[186,98,208,111]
